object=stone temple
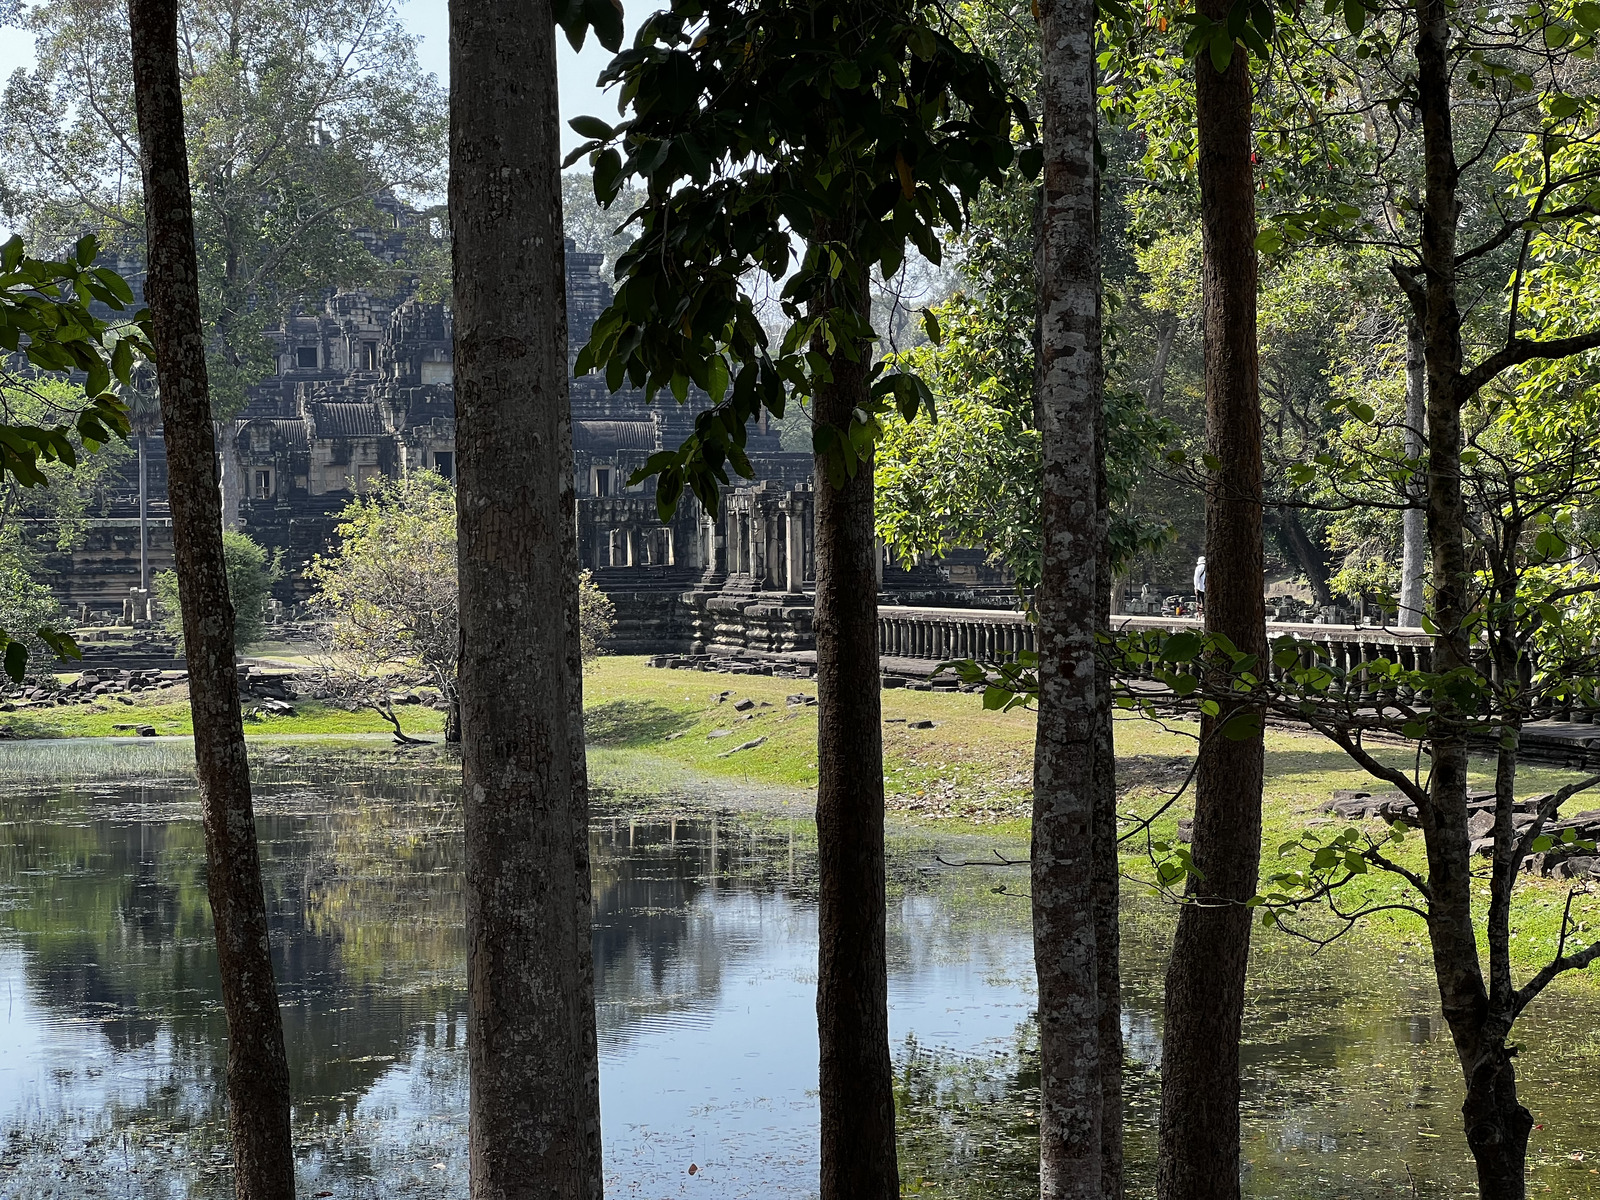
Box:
[37,233,1010,658]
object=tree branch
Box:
[1462,330,1600,398]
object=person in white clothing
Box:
[1193,556,1207,612]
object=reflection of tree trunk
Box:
[1033,0,1105,1189]
[451,0,603,1191]
[1399,317,1427,625]
[1156,18,1266,1200]
[126,2,296,1197]
[137,429,150,593]
[812,275,899,1200]
[1270,506,1332,605]
[1147,313,1178,408]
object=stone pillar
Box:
[785,512,805,594]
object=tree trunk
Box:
[1399,317,1427,625]
[450,0,602,1193]
[1155,25,1266,1200]
[1094,266,1124,1200]
[1462,1044,1533,1200]
[1032,0,1105,1192]
[126,2,296,1196]
[1270,505,1332,606]
[561,393,604,1198]
[1146,313,1178,409]
[813,295,898,1200]
[137,428,150,594]
[1412,0,1530,1190]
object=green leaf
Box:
[593,148,624,203]
[1254,226,1284,254]
[1549,93,1582,120]
[1208,30,1234,73]
[2,639,25,684]
[569,114,616,140]
[1220,711,1263,741]
[1164,631,1202,662]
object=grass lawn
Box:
[4,685,445,739]
[584,656,1600,987]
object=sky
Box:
[0,0,638,156]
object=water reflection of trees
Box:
[0,771,468,1128]
[589,813,814,1047]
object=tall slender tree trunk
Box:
[1093,306,1124,1200]
[450,0,602,1194]
[1398,318,1428,625]
[813,290,898,1200]
[1032,0,1107,1192]
[1146,314,1178,409]
[1155,27,1266,1200]
[126,2,295,1196]
[1412,0,1531,1190]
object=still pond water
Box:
[0,744,1598,1198]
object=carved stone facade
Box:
[42,230,1016,648]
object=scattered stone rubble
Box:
[648,652,816,679]
[0,667,186,710]
[646,650,980,692]
[1320,788,1600,880]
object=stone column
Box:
[785,511,805,594]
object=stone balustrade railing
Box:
[1114,616,1437,695]
[877,608,1438,682]
[878,606,1035,663]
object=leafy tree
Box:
[573,0,1031,1191]
[1084,0,1600,1185]
[577,570,615,663]
[307,472,457,717]
[306,473,615,741]
[1,0,448,413]
[156,530,281,650]
[0,560,65,680]
[2,377,135,562]
[0,232,147,681]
